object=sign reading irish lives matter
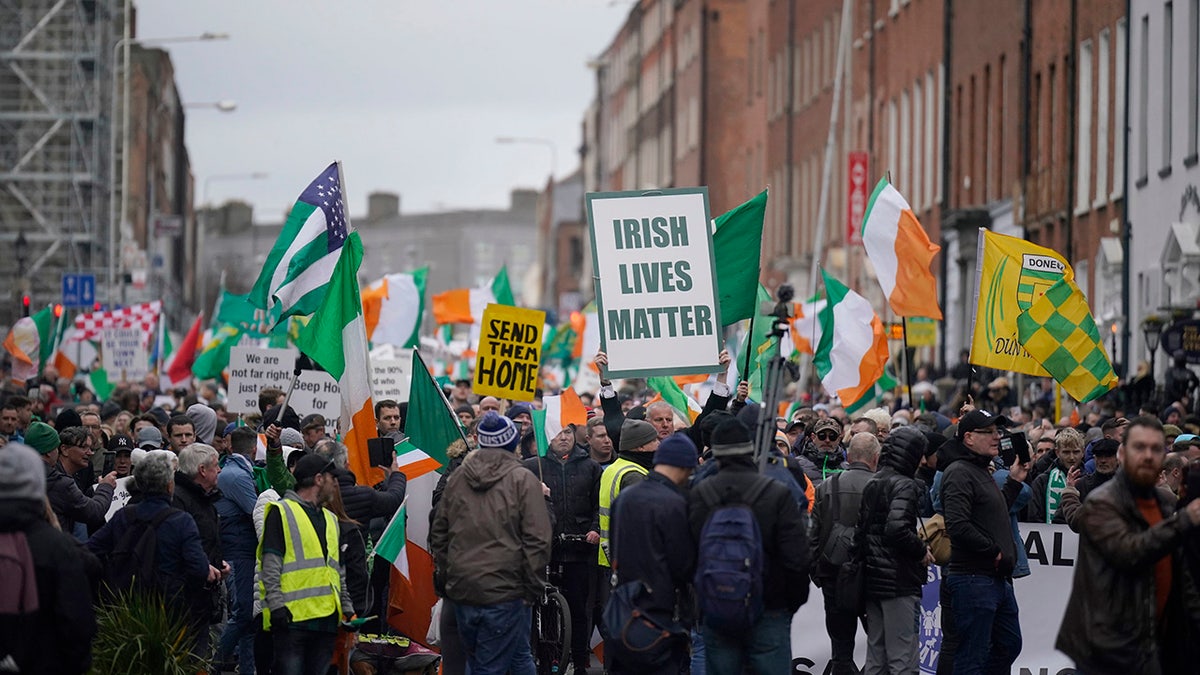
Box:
[586,188,722,378]
[474,304,545,402]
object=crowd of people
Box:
[0,346,1198,675]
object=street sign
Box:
[62,274,96,307]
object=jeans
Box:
[690,627,706,675]
[942,575,1021,675]
[216,558,257,674]
[455,598,536,675]
[272,626,336,675]
[703,608,793,675]
[439,598,466,675]
[864,595,919,675]
[822,586,864,672]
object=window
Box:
[1163,3,1174,174]
[1139,15,1149,184]
[901,90,911,194]
[926,70,937,207]
[984,64,993,202]
[1077,39,1093,214]
[1096,30,1110,204]
[937,65,945,203]
[1114,18,1127,197]
[998,54,1007,200]
[888,98,898,178]
[913,78,924,211]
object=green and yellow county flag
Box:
[713,190,767,325]
[971,230,1071,377]
[1016,277,1118,403]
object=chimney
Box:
[367,192,400,222]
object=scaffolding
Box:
[0,0,125,326]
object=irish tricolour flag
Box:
[362,270,427,349]
[813,269,890,404]
[375,498,411,588]
[532,389,589,457]
[430,267,515,325]
[860,178,943,319]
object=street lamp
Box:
[495,136,558,180]
[197,172,269,317]
[107,31,229,307]
[1142,314,1165,385]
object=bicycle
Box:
[531,533,587,675]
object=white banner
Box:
[585,188,722,378]
[789,523,1077,674]
[226,347,296,414]
[105,476,134,521]
[370,355,411,403]
[101,328,148,383]
[289,369,340,435]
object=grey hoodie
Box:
[429,447,552,605]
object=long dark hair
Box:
[323,481,360,526]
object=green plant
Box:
[89,590,207,675]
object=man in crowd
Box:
[449,379,473,408]
[175,443,228,656]
[137,425,164,451]
[523,422,602,673]
[187,403,219,445]
[109,434,134,478]
[1027,427,1084,523]
[689,418,810,674]
[586,415,614,466]
[430,412,552,674]
[647,401,677,440]
[797,417,848,485]
[375,400,402,437]
[260,454,356,674]
[215,428,262,674]
[598,419,659,569]
[607,434,699,673]
[1078,439,1121,501]
[1057,416,1200,672]
[810,431,879,674]
[506,402,534,438]
[32,422,115,538]
[0,402,23,446]
[940,409,1027,673]
[166,414,196,453]
[301,414,327,450]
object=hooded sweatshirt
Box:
[186,403,218,445]
[429,447,553,605]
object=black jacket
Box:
[338,520,369,613]
[599,385,730,452]
[939,438,1023,577]
[809,461,875,583]
[688,457,810,613]
[796,443,849,486]
[337,467,406,526]
[611,471,696,623]
[0,499,100,674]
[45,463,113,535]
[1056,471,1200,674]
[523,446,602,562]
[172,471,223,566]
[859,430,928,599]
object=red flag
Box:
[167,313,204,385]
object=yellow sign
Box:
[905,317,937,347]
[970,230,1072,376]
[474,304,546,401]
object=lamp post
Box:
[15,229,29,317]
[1142,314,1165,389]
[108,32,229,308]
[198,172,268,318]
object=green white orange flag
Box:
[295,230,380,486]
[789,298,827,355]
[647,376,704,423]
[362,269,427,348]
[375,499,410,579]
[532,389,589,457]
[813,269,890,404]
[430,267,515,324]
[860,178,943,319]
[712,190,767,325]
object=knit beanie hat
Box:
[24,422,60,456]
[279,427,304,448]
[619,419,657,452]
[710,418,753,457]
[653,434,698,468]
[505,403,533,421]
[0,443,47,500]
[186,403,218,444]
[477,412,519,451]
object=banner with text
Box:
[585,188,722,378]
[101,328,149,383]
[370,355,411,403]
[226,347,296,414]
[474,304,545,401]
[788,523,1077,674]
[290,370,341,435]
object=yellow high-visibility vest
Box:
[597,457,648,567]
[258,498,342,629]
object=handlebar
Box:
[556,533,591,543]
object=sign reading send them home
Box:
[474,304,545,402]
[586,188,722,378]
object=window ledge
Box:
[1184,153,1198,168]
[1158,165,1173,179]
[1136,176,1149,189]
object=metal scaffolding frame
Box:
[0,0,124,325]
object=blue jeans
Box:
[454,598,536,675]
[942,574,1022,675]
[216,558,257,674]
[272,625,336,675]
[703,609,792,675]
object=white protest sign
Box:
[571,364,603,398]
[586,188,722,378]
[101,328,149,383]
[105,476,134,521]
[289,370,340,435]
[370,354,410,403]
[226,347,296,414]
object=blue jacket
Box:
[216,454,259,560]
[610,471,695,622]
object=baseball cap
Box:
[956,409,1014,438]
[107,434,134,454]
[300,414,327,432]
[136,426,164,450]
[292,454,336,485]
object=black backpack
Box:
[100,506,176,600]
[816,474,857,583]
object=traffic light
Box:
[21,295,30,317]
[93,302,101,311]
[53,304,63,318]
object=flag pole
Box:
[743,313,756,382]
[901,318,915,409]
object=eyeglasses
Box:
[968,428,1001,437]
[815,431,839,441]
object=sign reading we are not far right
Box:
[586,188,722,378]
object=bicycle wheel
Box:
[533,590,572,675]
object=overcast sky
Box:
[136,1,628,222]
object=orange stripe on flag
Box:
[431,288,473,324]
[361,277,389,340]
[344,398,382,487]
[891,209,943,319]
[398,456,443,481]
[387,544,439,648]
[838,314,891,404]
[674,374,709,386]
[54,351,76,380]
[560,388,589,426]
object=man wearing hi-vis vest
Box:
[259,453,355,675]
